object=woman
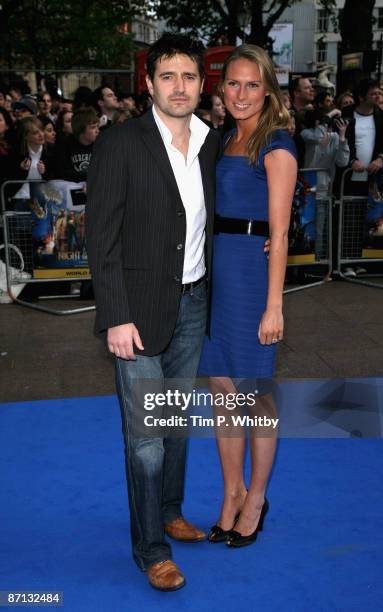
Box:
[0,107,15,186]
[198,45,297,547]
[10,116,54,203]
[55,109,73,147]
[39,116,56,146]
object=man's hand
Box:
[334,118,348,142]
[107,323,144,360]
[351,160,365,173]
[319,129,329,147]
[368,158,383,175]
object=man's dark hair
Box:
[354,78,379,103]
[72,107,99,139]
[146,32,205,81]
[289,77,303,99]
[73,86,94,111]
[315,91,332,106]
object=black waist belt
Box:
[181,274,206,294]
[214,215,269,237]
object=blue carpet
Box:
[1,389,383,611]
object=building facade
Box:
[274,0,383,88]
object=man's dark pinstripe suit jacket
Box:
[85,109,221,356]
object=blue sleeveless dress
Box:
[198,129,297,379]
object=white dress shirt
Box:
[152,104,209,283]
[352,111,375,182]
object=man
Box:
[85,34,221,591]
[37,91,55,122]
[342,79,383,195]
[289,77,315,113]
[339,79,383,275]
[55,107,99,183]
[12,96,38,121]
[92,85,119,128]
[288,77,315,168]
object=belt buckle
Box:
[246,220,253,235]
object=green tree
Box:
[0,0,138,70]
[153,0,335,48]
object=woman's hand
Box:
[37,160,46,175]
[20,158,31,171]
[258,306,283,345]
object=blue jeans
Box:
[115,280,207,570]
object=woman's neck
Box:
[28,142,41,154]
[235,116,259,142]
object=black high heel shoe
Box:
[226,498,269,548]
[208,513,240,543]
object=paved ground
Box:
[0,279,382,403]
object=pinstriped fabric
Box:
[85,112,221,356]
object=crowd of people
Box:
[1,73,383,279]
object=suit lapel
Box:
[139,111,183,205]
[198,134,215,221]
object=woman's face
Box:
[4,95,13,112]
[63,111,73,134]
[223,59,268,124]
[0,112,8,136]
[211,95,226,120]
[26,125,45,147]
[44,122,56,144]
[340,95,354,109]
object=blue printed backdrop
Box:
[29,180,88,276]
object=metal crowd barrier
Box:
[0,179,96,315]
[335,168,383,289]
[284,167,333,295]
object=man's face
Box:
[81,122,99,144]
[38,94,52,114]
[14,107,33,120]
[146,53,203,119]
[296,78,314,103]
[100,88,119,112]
[364,87,380,107]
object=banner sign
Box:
[270,23,293,86]
[29,180,90,279]
[288,170,317,264]
[362,174,383,258]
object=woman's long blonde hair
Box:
[221,44,290,165]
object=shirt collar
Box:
[28,145,43,158]
[152,104,209,157]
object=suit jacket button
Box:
[176,243,183,250]
[177,211,185,216]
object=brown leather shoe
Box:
[147,560,185,591]
[165,517,206,542]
